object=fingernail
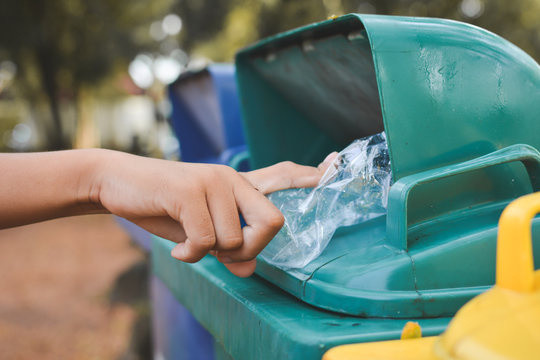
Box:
[321,152,337,164]
[171,244,184,259]
[218,257,233,263]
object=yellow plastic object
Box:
[400,322,422,340]
[323,192,540,360]
[496,193,540,292]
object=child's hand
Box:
[217,152,337,277]
[93,151,337,277]
[0,148,335,278]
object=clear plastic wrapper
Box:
[260,132,392,269]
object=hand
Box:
[93,151,337,277]
[220,153,337,276]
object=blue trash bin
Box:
[168,63,250,171]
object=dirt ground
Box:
[0,215,144,360]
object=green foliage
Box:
[0,0,174,149]
[0,0,537,150]
[173,0,540,62]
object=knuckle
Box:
[207,164,237,185]
[265,210,285,231]
[215,164,235,176]
[220,235,243,250]
[196,232,217,249]
[279,161,295,172]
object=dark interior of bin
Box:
[237,17,383,169]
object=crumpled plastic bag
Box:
[259,132,392,269]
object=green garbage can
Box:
[153,14,540,360]
[236,13,540,319]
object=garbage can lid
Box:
[236,14,540,318]
[236,14,540,180]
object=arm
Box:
[0,149,107,228]
[0,149,335,276]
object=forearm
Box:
[0,149,108,228]
[0,145,336,276]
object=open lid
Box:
[236,14,540,180]
[235,14,540,318]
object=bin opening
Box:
[236,16,383,169]
[249,31,383,146]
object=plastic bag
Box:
[259,132,392,269]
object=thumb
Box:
[241,152,338,195]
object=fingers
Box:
[241,152,338,194]
[167,167,243,263]
[216,153,338,266]
[161,153,338,275]
[205,181,243,251]
[216,178,284,263]
[319,152,339,172]
[223,259,257,278]
[170,193,216,263]
[208,252,257,277]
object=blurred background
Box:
[0,1,538,359]
[0,0,538,155]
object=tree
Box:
[1,0,537,149]
[0,0,174,149]
[171,0,539,63]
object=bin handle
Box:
[496,191,540,292]
[386,144,540,250]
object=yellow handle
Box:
[496,192,540,292]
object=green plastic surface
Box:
[236,14,540,177]
[387,144,540,250]
[234,14,540,317]
[152,236,451,360]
